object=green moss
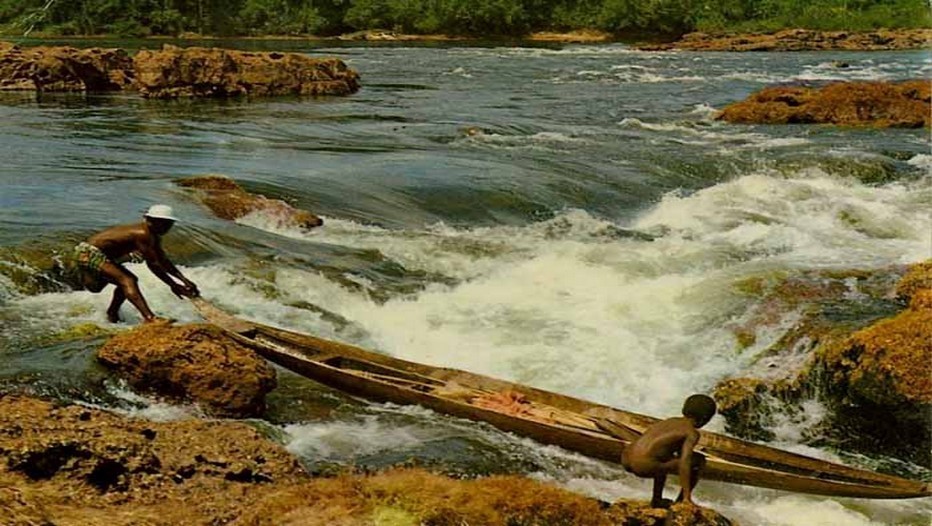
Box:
[43,323,117,343]
[371,506,419,526]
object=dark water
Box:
[1,40,930,523]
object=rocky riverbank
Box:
[0,386,736,525]
[639,28,932,51]
[0,42,359,98]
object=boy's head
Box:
[682,394,716,428]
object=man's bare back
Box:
[73,205,199,324]
[87,223,155,261]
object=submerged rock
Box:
[0,42,134,92]
[96,322,276,418]
[133,44,360,99]
[177,174,323,229]
[640,28,932,52]
[718,80,930,128]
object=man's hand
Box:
[183,280,201,298]
[171,282,199,299]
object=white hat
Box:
[144,204,179,222]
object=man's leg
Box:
[98,261,156,322]
[106,287,126,323]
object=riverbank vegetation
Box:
[1,0,929,39]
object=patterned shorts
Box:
[74,242,108,273]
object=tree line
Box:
[1,0,928,38]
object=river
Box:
[0,39,930,524]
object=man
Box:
[73,204,199,323]
[619,394,716,508]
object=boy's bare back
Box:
[621,417,699,476]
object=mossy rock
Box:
[895,259,932,305]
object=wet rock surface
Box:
[713,261,932,464]
[97,322,276,418]
[177,174,324,229]
[0,395,738,525]
[718,80,930,128]
[0,42,134,92]
[133,44,360,99]
[640,28,932,52]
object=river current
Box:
[0,40,930,524]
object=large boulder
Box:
[177,174,323,229]
[97,322,276,418]
[133,45,360,99]
[0,42,133,92]
[718,80,930,128]
[713,261,932,464]
[810,288,931,459]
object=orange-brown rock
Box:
[97,322,276,418]
[132,44,360,99]
[895,259,932,306]
[177,174,323,229]
[242,470,736,526]
[714,263,931,464]
[0,395,737,526]
[640,28,932,52]
[0,394,305,525]
[0,41,134,92]
[718,80,930,128]
[817,301,932,407]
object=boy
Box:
[620,394,716,508]
[73,204,199,323]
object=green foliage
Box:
[0,0,928,37]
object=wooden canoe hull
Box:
[192,299,932,499]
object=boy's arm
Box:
[678,430,700,503]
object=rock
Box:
[176,174,323,229]
[132,44,360,99]
[895,260,932,306]
[0,42,133,92]
[810,289,931,461]
[0,394,304,525]
[0,394,739,525]
[713,263,931,465]
[718,80,930,128]
[607,499,735,526]
[639,29,932,52]
[96,322,276,418]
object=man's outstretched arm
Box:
[141,240,199,297]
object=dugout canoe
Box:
[192,298,931,499]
